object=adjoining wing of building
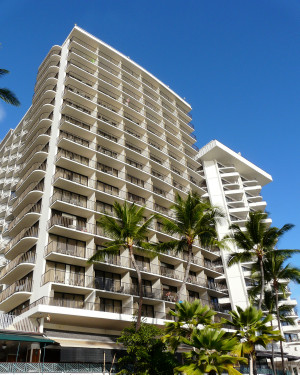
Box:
[0,26,298,371]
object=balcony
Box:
[49,192,95,218]
[16,161,47,192]
[0,250,36,284]
[7,200,42,236]
[12,180,44,213]
[0,278,32,310]
[5,226,39,260]
[44,241,95,266]
[47,216,97,241]
[19,295,167,329]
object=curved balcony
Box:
[0,250,36,284]
[4,226,39,260]
[12,180,44,214]
[7,201,42,236]
[16,161,47,192]
[38,46,61,75]
[0,278,32,311]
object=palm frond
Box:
[0,88,20,106]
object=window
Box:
[131,277,152,297]
[94,270,121,292]
[96,201,114,215]
[98,163,118,177]
[141,304,154,318]
[48,234,86,258]
[53,292,84,308]
[98,182,119,196]
[126,174,145,187]
[99,298,122,313]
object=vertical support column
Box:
[203,160,248,309]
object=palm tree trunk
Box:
[275,284,286,375]
[129,245,143,331]
[253,353,257,375]
[249,353,254,375]
[271,320,277,375]
[178,243,193,301]
[258,257,265,310]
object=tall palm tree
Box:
[259,290,296,375]
[164,300,216,352]
[227,211,294,309]
[222,305,282,375]
[260,252,300,375]
[154,192,225,300]
[0,69,20,106]
[88,201,155,330]
[176,327,247,375]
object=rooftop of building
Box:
[197,139,272,186]
[63,25,192,110]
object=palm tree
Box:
[260,252,300,375]
[227,211,294,309]
[164,300,216,352]
[222,305,282,375]
[260,290,296,375]
[0,69,20,106]
[88,201,155,330]
[154,192,225,300]
[176,327,247,375]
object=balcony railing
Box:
[4,226,39,256]
[7,200,41,231]
[0,250,36,280]
[16,161,47,190]
[45,241,95,260]
[0,278,32,303]
[12,180,44,210]
[20,296,166,319]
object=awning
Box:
[0,333,56,344]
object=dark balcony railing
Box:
[0,278,32,303]
[45,241,95,260]
[0,251,36,280]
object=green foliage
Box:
[222,305,282,357]
[227,211,295,308]
[151,192,225,299]
[88,201,155,263]
[155,192,225,252]
[164,300,216,352]
[0,69,20,106]
[176,328,247,375]
[117,323,177,375]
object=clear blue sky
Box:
[1,0,300,305]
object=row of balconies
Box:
[39,268,227,299]
[44,240,222,277]
[64,76,192,140]
[65,56,194,137]
[56,134,204,192]
[17,292,229,324]
[56,149,202,199]
[62,78,197,151]
[59,122,197,175]
[69,37,192,123]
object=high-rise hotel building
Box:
[0,26,298,366]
